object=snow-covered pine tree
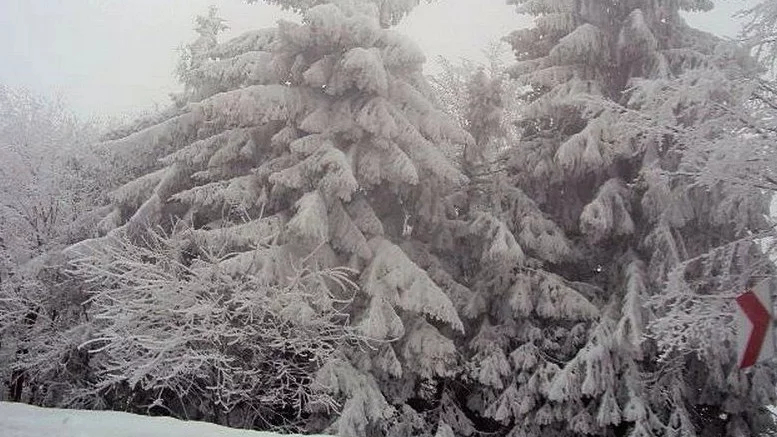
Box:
[445,1,776,436]
[67,2,472,435]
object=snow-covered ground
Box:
[0,402,327,437]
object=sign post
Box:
[736,280,775,369]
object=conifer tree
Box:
[67,1,472,435]
[444,1,777,436]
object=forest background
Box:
[3,1,777,437]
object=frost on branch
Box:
[549,24,609,64]
[312,357,393,437]
[579,178,635,243]
[66,226,358,429]
[469,212,525,268]
[400,319,457,379]
[360,237,463,334]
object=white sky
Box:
[0,0,755,118]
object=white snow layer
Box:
[0,402,328,437]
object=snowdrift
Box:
[0,402,328,437]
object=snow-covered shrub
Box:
[65,226,359,431]
[0,254,92,406]
[0,85,107,405]
[0,85,105,259]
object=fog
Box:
[0,0,753,118]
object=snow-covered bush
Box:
[65,225,359,431]
[0,85,106,405]
[0,85,104,259]
[0,258,91,405]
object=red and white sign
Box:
[735,281,775,369]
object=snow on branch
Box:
[66,226,359,424]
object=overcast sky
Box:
[0,0,754,118]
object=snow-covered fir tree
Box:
[66,1,473,435]
[439,1,777,436]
